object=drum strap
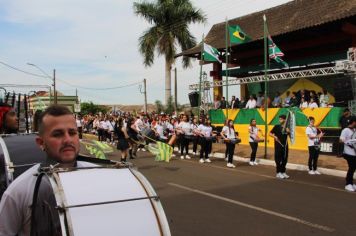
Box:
[30,172,45,236]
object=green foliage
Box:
[165,96,175,114]
[133,0,206,68]
[155,100,164,113]
[80,102,109,115]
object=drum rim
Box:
[129,168,171,236]
[47,167,171,236]
[0,137,13,186]
[48,171,75,236]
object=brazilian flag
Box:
[228,25,251,45]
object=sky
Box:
[0,0,291,105]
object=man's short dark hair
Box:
[349,116,356,125]
[38,105,73,134]
[279,114,287,120]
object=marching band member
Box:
[127,117,139,159]
[0,105,96,235]
[339,116,356,192]
[176,115,192,159]
[306,117,323,175]
[114,117,130,162]
[248,118,263,166]
[222,120,229,161]
[221,119,237,168]
[269,114,290,179]
[191,118,199,156]
[197,119,215,163]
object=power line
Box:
[0,61,49,79]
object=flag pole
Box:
[198,34,204,118]
[263,14,268,159]
[225,17,229,118]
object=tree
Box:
[80,102,109,115]
[154,100,164,113]
[165,96,175,114]
[133,0,206,104]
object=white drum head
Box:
[55,168,164,236]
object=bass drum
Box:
[0,134,47,198]
[31,167,171,236]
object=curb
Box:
[176,147,347,178]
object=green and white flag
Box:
[203,43,221,63]
[268,36,288,67]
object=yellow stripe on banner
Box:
[301,108,331,126]
[222,109,240,121]
[257,108,280,125]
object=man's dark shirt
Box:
[340,115,351,129]
[270,124,288,147]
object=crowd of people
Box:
[215,89,332,109]
[73,108,356,192]
[0,103,355,235]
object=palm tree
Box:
[133,0,206,104]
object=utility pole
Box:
[76,88,78,102]
[53,69,57,104]
[174,68,177,114]
[143,78,148,114]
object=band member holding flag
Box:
[269,114,290,179]
[306,117,323,175]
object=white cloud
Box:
[0,0,291,105]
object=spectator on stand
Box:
[218,96,228,109]
[256,92,264,108]
[245,95,257,109]
[319,89,330,107]
[299,97,309,109]
[308,98,319,108]
[283,91,291,107]
[272,92,282,107]
[230,95,239,109]
[289,92,299,107]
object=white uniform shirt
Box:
[134,119,144,131]
[245,99,257,109]
[99,120,106,129]
[154,124,166,139]
[300,101,308,108]
[76,119,82,128]
[309,102,318,108]
[340,128,356,156]
[198,124,212,138]
[249,126,258,142]
[0,161,97,236]
[178,122,192,135]
[306,126,319,146]
[221,126,236,139]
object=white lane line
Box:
[168,182,335,233]
[183,160,345,193]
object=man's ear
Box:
[35,136,45,151]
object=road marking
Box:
[168,182,335,233]
[183,159,345,193]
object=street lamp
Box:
[27,63,57,104]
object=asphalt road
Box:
[127,152,356,236]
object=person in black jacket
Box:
[269,114,290,179]
[230,96,240,109]
[218,97,228,109]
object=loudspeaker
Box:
[188,92,199,107]
[333,77,354,106]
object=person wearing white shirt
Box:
[299,98,308,109]
[0,105,97,236]
[245,95,257,109]
[248,119,263,166]
[319,89,329,107]
[306,117,323,175]
[220,119,237,168]
[308,98,318,108]
[191,118,199,155]
[339,116,356,192]
[197,119,214,163]
[177,115,192,159]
